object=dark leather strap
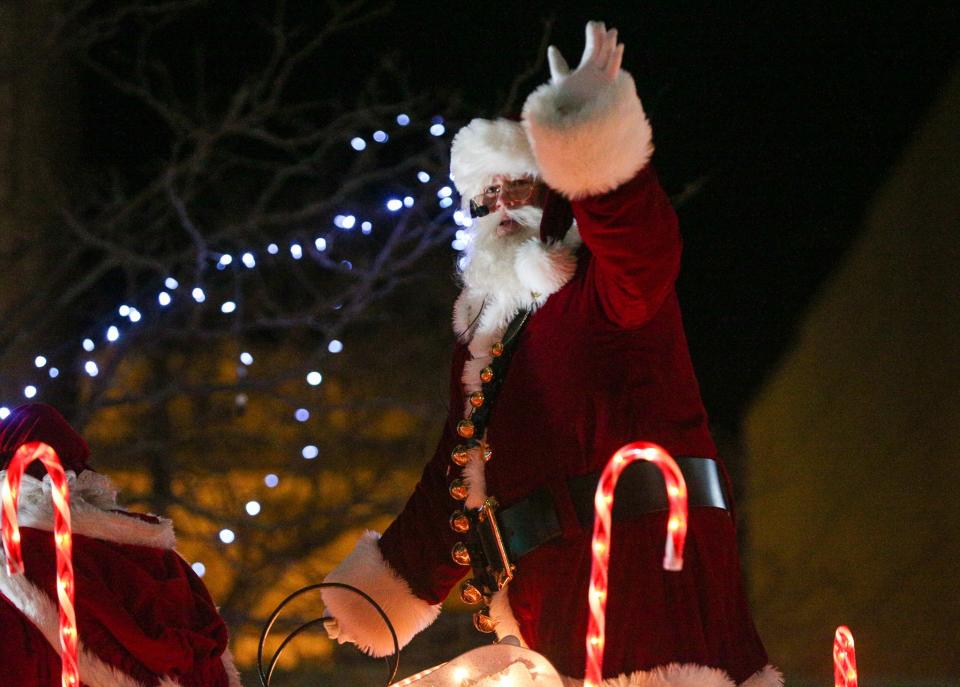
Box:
[499,457,730,560]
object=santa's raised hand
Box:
[547,21,625,107]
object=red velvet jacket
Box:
[376,166,768,682]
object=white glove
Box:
[547,20,624,106]
[322,610,354,646]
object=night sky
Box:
[81,1,960,426]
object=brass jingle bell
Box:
[449,478,468,501]
[490,342,504,357]
[468,391,485,408]
[460,579,484,605]
[480,367,494,383]
[456,419,475,439]
[449,510,470,533]
[473,608,497,633]
[451,445,471,467]
[451,542,471,566]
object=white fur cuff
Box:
[321,531,441,657]
[558,663,782,687]
[522,71,653,200]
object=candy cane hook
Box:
[2,441,80,687]
[583,442,689,687]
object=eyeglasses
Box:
[469,177,537,218]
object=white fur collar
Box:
[0,470,176,550]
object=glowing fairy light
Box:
[84,362,99,377]
[361,221,372,235]
[429,123,446,136]
[34,356,47,368]
[350,137,366,151]
[314,237,327,252]
[242,252,256,268]
[221,301,237,314]
[301,445,319,460]
[290,243,303,260]
[439,197,453,209]
[164,277,179,289]
[372,130,388,143]
[403,196,414,208]
[437,186,452,198]
[191,562,206,577]
[192,287,206,303]
[245,500,261,516]
[386,198,403,212]
[118,305,130,317]
[128,308,141,323]
[583,442,688,687]
[0,407,9,420]
[82,339,95,352]
[218,254,233,267]
[306,371,322,386]
[267,243,279,255]
[240,352,254,365]
[48,368,59,379]
[24,386,37,399]
[327,339,343,354]
[417,171,430,183]
[264,474,279,488]
[2,442,81,687]
[294,408,310,422]
[396,113,410,126]
[106,326,120,342]
[158,291,172,306]
[218,529,235,544]
[834,626,858,687]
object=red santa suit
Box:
[0,404,241,687]
[323,66,779,687]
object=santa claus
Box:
[322,21,780,687]
[0,403,241,687]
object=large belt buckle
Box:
[475,497,515,590]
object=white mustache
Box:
[503,205,544,228]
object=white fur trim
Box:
[560,663,734,687]
[0,470,176,550]
[321,530,441,657]
[738,665,783,687]
[221,647,244,687]
[489,585,527,647]
[450,119,540,199]
[462,447,488,510]
[558,663,781,687]
[523,71,653,200]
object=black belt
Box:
[466,457,729,594]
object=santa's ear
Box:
[539,185,574,243]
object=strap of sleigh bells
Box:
[452,309,531,616]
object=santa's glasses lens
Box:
[469,178,536,218]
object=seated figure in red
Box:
[0,403,241,687]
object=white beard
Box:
[459,205,544,297]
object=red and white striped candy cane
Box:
[2,441,80,687]
[584,442,689,687]
[833,626,858,687]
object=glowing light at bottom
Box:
[584,442,688,687]
[1,442,80,687]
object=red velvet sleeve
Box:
[572,165,681,329]
[377,344,472,604]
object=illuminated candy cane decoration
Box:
[584,442,689,687]
[2,441,80,687]
[833,626,858,687]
